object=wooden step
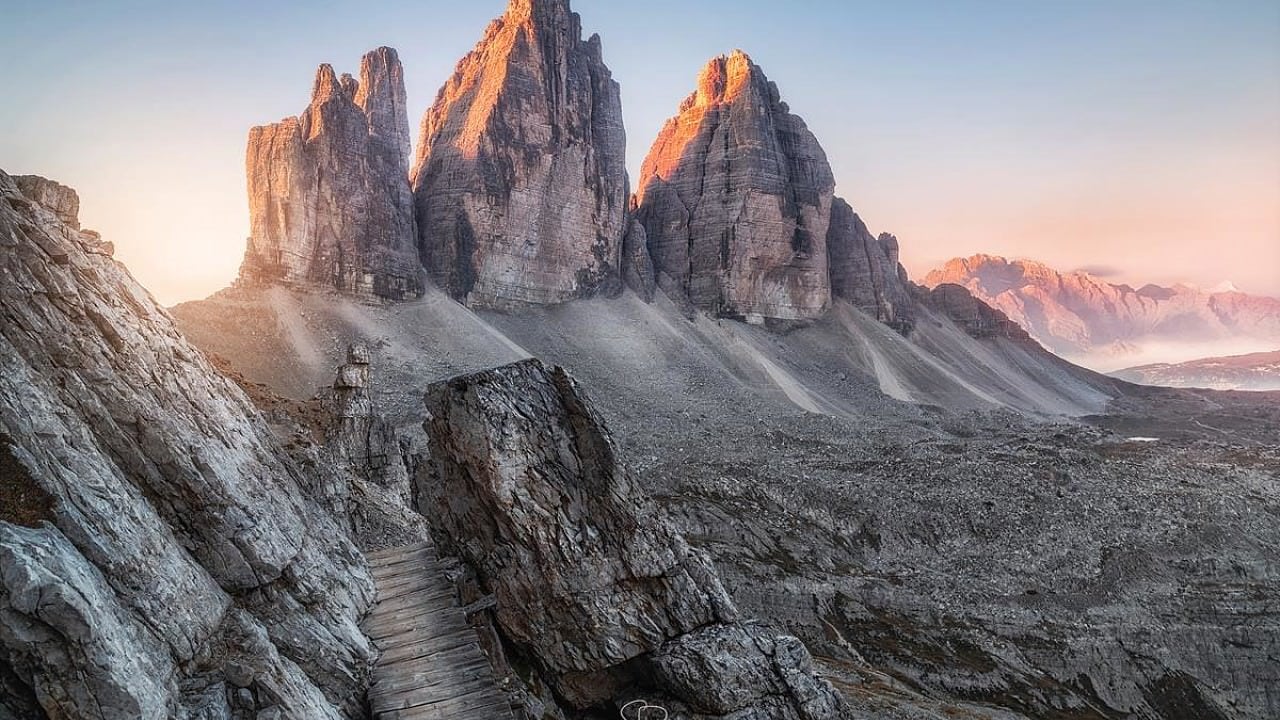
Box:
[362,543,514,720]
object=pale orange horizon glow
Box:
[3,1,1277,307]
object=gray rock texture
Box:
[0,169,374,719]
[421,358,847,718]
[621,217,657,302]
[13,175,79,229]
[239,47,422,300]
[411,0,629,309]
[827,198,914,333]
[634,51,834,322]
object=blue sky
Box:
[2,0,1277,303]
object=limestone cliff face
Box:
[411,0,629,308]
[0,169,375,719]
[422,359,848,718]
[240,47,421,300]
[634,51,834,321]
[827,197,915,332]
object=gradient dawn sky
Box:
[2,0,1278,305]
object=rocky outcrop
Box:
[923,254,1280,361]
[0,169,375,719]
[421,359,847,718]
[13,175,79,229]
[239,47,422,300]
[411,0,629,308]
[827,198,914,332]
[634,51,834,322]
[919,282,1034,341]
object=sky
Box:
[2,0,1278,306]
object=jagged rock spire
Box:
[634,50,835,321]
[240,46,421,300]
[411,0,629,308]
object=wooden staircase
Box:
[363,542,514,720]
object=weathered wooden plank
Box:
[363,542,513,720]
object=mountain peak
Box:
[924,254,1280,360]
[410,0,627,308]
[240,46,420,299]
[635,52,834,320]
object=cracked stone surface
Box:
[0,168,375,719]
[421,358,848,718]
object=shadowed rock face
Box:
[421,358,848,718]
[634,50,834,321]
[411,0,629,309]
[240,47,421,300]
[0,169,375,719]
[920,282,1034,341]
[827,198,915,332]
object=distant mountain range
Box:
[1114,350,1280,391]
[924,254,1280,370]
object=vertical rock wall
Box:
[240,47,422,300]
[411,0,629,308]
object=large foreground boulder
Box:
[422,358,848,718]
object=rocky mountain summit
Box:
[924,254,1280,365]
[410,0,629,308]
[0,169,381,718]
[634,51,835,322]
[239,47,422,300]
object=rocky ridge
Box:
[924,254,1280,362]
[420,359,847,718]
[239,47,422,300]
[827,198,915,332]
[0,168,379,718]
[410,0,629,308]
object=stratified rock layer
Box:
[827,198,915,332]
[422,359,847,718]
[411,0,628,308]
[240,47,421,300]
[0,169,375,719]
[634,51,834,321]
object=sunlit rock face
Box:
[411,0,629,309]
[240,47,422,300]
[827,197,915,332]
[634,51,834,321]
